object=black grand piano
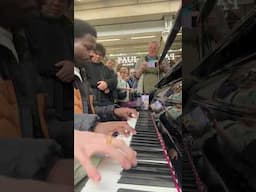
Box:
[183,1,256,192]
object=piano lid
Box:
[155,60,182,88]
[158,7,182,65]
[192,7,256,79]
[197,0,218,23]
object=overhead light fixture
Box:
[109,53,128,57]
[168,48,182,52]
[130,35,156,40]
[97,38,120,42]
[136,52,148,55]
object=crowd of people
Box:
[88,41,171,108]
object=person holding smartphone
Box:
[135,41,166,94]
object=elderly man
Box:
[135,41,160,94]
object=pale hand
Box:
[94,121,136,136]
[97,81,108,91]
[114,108,138,120]
[74,130,137,182]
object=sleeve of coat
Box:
[94,105,116,121]
[74,113,99,131]
[104,67,117,91]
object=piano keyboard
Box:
[82,111,180,192]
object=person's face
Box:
[0,0,40,27]
[129,69,136,77]
[148,42,158,57]
[106,61,116,69]
[41,0,68,18]
[74,34,96,62]
[91,51,104,63]
[120,69,128,80]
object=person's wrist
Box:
[113,108,117,116]
[112,108,119,120]
[104,88,110,94]
[137,70,142,78]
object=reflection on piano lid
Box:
[158,7,182,65]
[82,111,181,192]
[155,61,182,88]
[192,8,256,79]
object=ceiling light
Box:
[97,38,120,42]
[168,48,182,52]
[130,35,156,40]
[109,53,128,57]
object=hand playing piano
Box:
[94,121,136,137]
[74,130,137,182]
[113,108,138,120]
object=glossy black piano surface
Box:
[183,2,256,192]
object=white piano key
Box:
[82,157,176,192]
[127,116,139,129]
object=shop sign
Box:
[117,56,138,66]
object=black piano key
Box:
[131,142,161,148]
[136,126,154,129]
[131,141,160,145]
[134,134,155,140]
[135,148,163,154]
[118,177,174,188]
[123,165,170,175]
[136,130,155,133]
[121,171,171,180]
[131,144,161,149]
[132,137,159,141]
[131,135,159,140]
[137,153,166,161]
[131,146,163,152]
[131,139,159,143]
[135,132,156,136]
[131,137,159,141]
[123,168,170,176]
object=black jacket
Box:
[25,15,73,121]
[83,62,117,106]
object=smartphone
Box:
[147,60,157,68]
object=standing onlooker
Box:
[84,43,117,108]
[117,67,130,106]
[106,59,117,72]
[127,68,137,89]
[25,0,74,157]
[135,41,163,94]
[127,68,138,101]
